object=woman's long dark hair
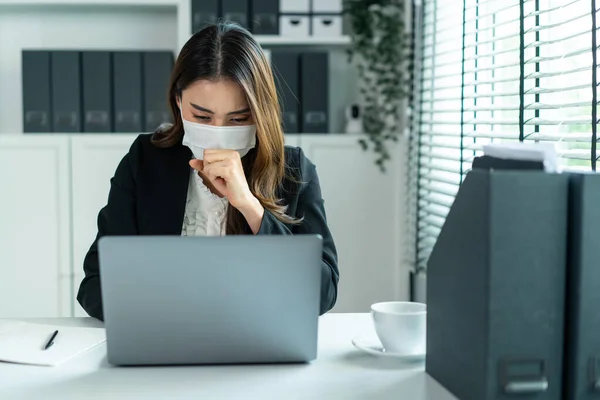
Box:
[152,23,299,234]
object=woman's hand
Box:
[189,150,264,233]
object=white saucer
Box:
[351,337,425,361]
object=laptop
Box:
[98,235,323,366]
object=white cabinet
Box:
[0,133,406,317]
[284,134,301,148]
[0,135,71,317]
[299,135,409,312]
[71,135,138,317]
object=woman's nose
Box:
[211,118,227,127]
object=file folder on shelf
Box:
[426,169,568,400]
[222,0,249,29]
[252,0,279,34]
[82,51,112,133]
[22,51,52,133]
[142,51,174,132]
[271,51,300,133]
[191,0,220,33]
[51,51,82,132]
[300,52,329,133]
[112,52,143,132]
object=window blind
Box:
[414,0,598,269]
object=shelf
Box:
[4,132,359,136]
[0,0,178,6]
[255,36,351,46]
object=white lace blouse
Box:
[181,168,228,236]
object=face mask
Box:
[181,114,257,160]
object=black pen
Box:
[43,330,59,350]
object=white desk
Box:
[0,314,457,400]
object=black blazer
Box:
[77,134,339,320]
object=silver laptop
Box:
[98,235,323,366]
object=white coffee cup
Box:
[371,301,426,355]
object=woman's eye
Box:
[194,115,211,121]
[231,117,249,124]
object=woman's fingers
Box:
[203,162,231,181]
[203,149,239,164]
[189,159,204,171]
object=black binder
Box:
[252,0,279,34]
[222,0,249,29]
[191,0,220,33]
[563,173,600,400]
[82,52,112,132]
[22,51,52,133]
[271,51,300,133]
[300,52,329,133]
[426,169,568,400]
[112,52,143,132]
[51,51,82,132]
[142,51,174,132]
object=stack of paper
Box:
[483,142,559,172]
[0,320,106,366]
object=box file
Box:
[191,0,220,33]
[82,52,112,133]
[113,52,143,132]
[51,51,82,132]
[22,51,52,133]
[142,51,174,132]
[252,0,279,34]
[300,52,329,133]
[222,0,249,29]
[563,173,600,400]
[427,169,568,400]
[271,51,300,133]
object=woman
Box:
[77,23,339,320]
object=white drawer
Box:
[280,15,310,37]
[312,16,343,37]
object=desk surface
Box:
[0,314,457,400]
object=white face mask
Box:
[181,114,257,160]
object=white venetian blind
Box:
[522,0,595,168]
[414,0,597,269]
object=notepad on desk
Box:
[0,320,106,366]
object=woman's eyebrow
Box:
[227,108,250,115]
[189,103,249,115]
[190,103,214,114]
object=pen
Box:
[43,330,59,350]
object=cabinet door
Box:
[284,134,301,148]
[0,135,71,317]
[71,135,138,317]
[300,135,408,312]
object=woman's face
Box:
[179,79,254,127]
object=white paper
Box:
[0,321,106,366]
[483,142,559,173]
[0,320,26,335]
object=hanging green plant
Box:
[344,0,411,172]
